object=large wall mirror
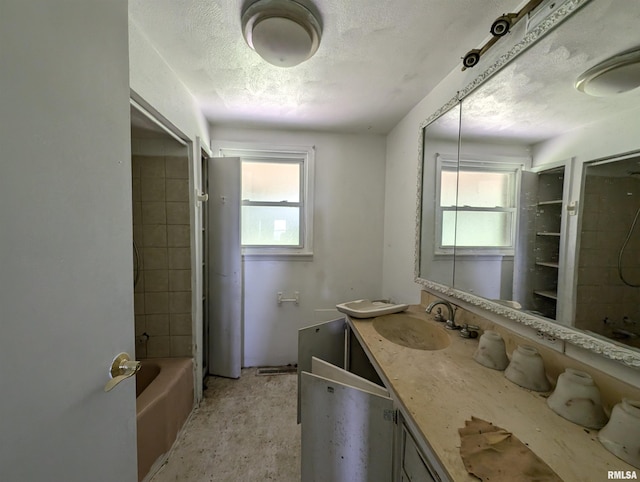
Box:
[416,0,640,367]
[417,101,460,287]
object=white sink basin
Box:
[336,299,409,319]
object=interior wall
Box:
[129,17,211,400]
[532,106,640,170]
[128,20,209,146]
[383,66,477,304]
[211,126,386,367]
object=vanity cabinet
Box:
[400,423,439,482]
[532,166,567,319]
[300,357,395,481]
[298,317,450,482]
[298,317,394,482]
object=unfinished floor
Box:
[150,368,300,482]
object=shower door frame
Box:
[130,93,204,403]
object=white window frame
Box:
[435,154,523,257]
[215,141,315,259]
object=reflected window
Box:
[437,156,521,255]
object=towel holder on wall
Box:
[278,291,299,305]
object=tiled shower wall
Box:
[132,155,192,358]
[575,175,640,337]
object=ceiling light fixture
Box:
[241,0,322,68]
[576,47,640,97]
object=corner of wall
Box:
[128,17,210,149]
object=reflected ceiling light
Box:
[576,47,640,97]
[241,0,322,68]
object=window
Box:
[217,143,314,257]
[241,159,302,246]
[436,155,521,256]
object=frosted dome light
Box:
[241,0,322,68]
[576,47,640,97]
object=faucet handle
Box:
[459,324,480,338]
[433,307,445,322]
[445,319,460,330]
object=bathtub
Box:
[136,357,194,481]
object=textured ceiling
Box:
[129,0,517,134]
[459,0,640,145]
[424,0,640,147]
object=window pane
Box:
[441,211,457,246]
[456,170,512,208]
[440,169,458,207]
[242,206,300,246]
[454,211,513,247]
[242,161,300,202]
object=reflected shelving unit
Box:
[532,166,565,319]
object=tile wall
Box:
[575,175,640,340]
[132,155,192,358]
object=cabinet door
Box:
[311,357,389,398]
[207,156,241,378]
[301,359,394,482]
[298,317,347,422]
[402,425,438,482]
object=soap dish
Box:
[336,299,409,319]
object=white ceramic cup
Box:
[547,368,608,429]
[504,345,551,392]
[598,399,640,469]
[473,330,509,371]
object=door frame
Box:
[130,92,205,403]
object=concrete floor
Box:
[150,368,300,482]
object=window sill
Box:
[434,251,514,260]
[242,250,314,261]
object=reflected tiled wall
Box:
[576,176,640,337]
[132,155,192,358]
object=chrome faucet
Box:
[425,300,457,327]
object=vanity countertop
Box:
[348,305,636,481]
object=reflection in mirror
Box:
[418,102,460,287]
[576,155,640,350]
[417,0,640,364]
[453,0,640,337]
[455,98,530,306]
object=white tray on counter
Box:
[336,299,409,319]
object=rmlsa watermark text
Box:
[608,471,638,480]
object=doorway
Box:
[130,104,194,361]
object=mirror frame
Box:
[414,0,640,368]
